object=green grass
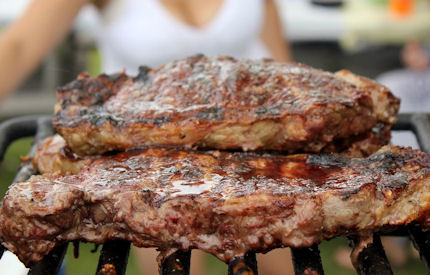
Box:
[319,237,426,275]
[0,139,427,274]
[0,137,34,199]
[65,243,142,275]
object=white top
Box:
[277,0,344,42]
[95,0,271,74]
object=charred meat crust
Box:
[53,55,399,155]
[322,123,392,158]
[2,145,430,266]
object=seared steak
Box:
[33,135,94,175]
[33,124,390,175]
[53,55,399,155]
[2,145,429,266]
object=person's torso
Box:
[96,0,270,74]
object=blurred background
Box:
[0,0,429,274]
[0,0,429,119]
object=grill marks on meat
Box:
[53,55,399,155]
[2,145,429,266]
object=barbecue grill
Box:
[0,113,429,275]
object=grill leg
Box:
[351,235,393,275]
[228,252,258,275]
[29,243,68,275]
[409,225,430,271]
[96,240,130,275]
[291,245,324,275]
[160,250,191,275]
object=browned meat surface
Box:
[322,123,392,158]
[2,145,429,266]
[33,125,390,175]
[32,135,94,175]
[53,55,399,155]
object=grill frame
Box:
[0,113,429,275]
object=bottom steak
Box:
[1,145,430,266]
[32,124,391,176]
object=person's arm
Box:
[260,0,291,62]
[0,0,89,100]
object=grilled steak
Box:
[2,145,429,266]
[33,135,94,175]
[54,55,399,155]
[33,124,391,175]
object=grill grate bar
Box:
[291,244,324,275]
[392,113,415,131]
[0,116,38,162]
[408,225,430,271]
[228,252,258,275]
[28,243,68,275]
[411,113,430,154]
[351,235,393,275]
[160,250,191,275]
[96,239,130,275]
[392,113,430,154]
[379,226,409,236]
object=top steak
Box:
[54,55,399,155]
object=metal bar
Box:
[28,243,68,275]
[391,113,430,153]
[408,225,430,271]
[378,225,409,236]
[352,235,393,275]
[160,250,191,275]
[291,245,324,275]
[228,252,258,275]
[410,113,430,154]
[96,240,130,275]
[0,115,52,162]
[391,113,413,131]
[0,116,38,162]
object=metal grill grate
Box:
[0,113,429,275]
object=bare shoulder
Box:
[23,0,90,17]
